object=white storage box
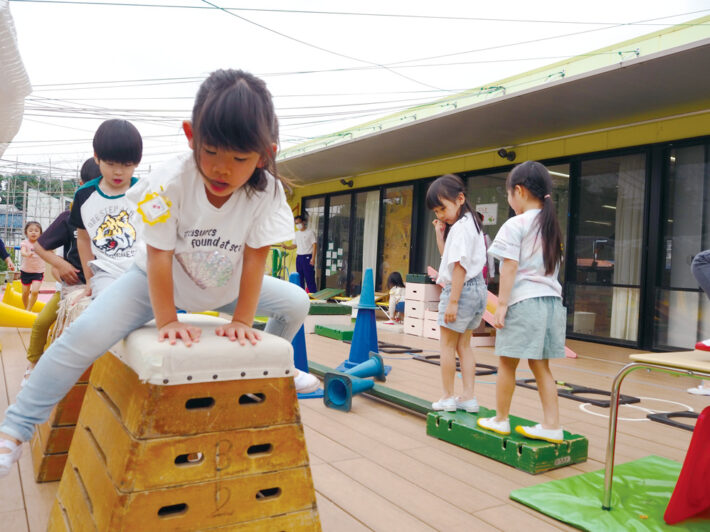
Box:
[405,300,425,319]
[403,316,424,336]
[405,283,442,302]
[423,320,440,340]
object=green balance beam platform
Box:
[308,361,587,474]
[314,324,354,341]
[427,409,587,474]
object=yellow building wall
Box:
[287,109,710,208]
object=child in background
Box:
[20,221,44,310]
[478,161,567,443]
[477,211,495,284]
[0,69,318,477]
[426,174,487,413]
[21,158,101,387]
[0,237,16,272]
[386,271,405,323]
[72,119,143,297]
[688,250,710,395]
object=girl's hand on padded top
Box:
[215,320,261,346]
[158,321,202,347]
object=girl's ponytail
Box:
[507,161,562,275]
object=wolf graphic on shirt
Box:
[92,210,136,256]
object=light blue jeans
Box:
[1,265,310,442]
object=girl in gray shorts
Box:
[425,175,487,414]
[477,161,567,444]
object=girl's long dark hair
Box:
[507,161,562,275]
[387,271,405,288]
[425,174,481,240]
[191,69,286,194]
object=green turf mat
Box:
[510,455,709,531]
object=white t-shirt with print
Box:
[295,228,316,255]
[487,208,562,306]
[436,212,486,285]
[128,153,294,312]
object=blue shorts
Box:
[495,296,566,359]
[438,275,486,333]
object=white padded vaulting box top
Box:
[110,314,295,385]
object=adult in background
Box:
[281,214,318,293]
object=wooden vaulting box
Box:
[47,314,321,531]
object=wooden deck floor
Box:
[0,324,707,531]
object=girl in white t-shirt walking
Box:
[478,161,567,443]
[426,174,487,413]
[0,69,320,476]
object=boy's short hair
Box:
[93,119,143,165]
[80,158,101,183]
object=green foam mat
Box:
[308,302,352,315]
[510,455,710,531]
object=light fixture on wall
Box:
[340,178,354,188]
[497,147,516,161]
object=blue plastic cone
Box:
[324,373,375,412]
[337,268,383,372]
[357,269,378,310]
[289,272,323,399]
[345,352,386,382]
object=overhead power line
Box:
[9,0,710,26]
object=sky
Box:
[2,0,710,180]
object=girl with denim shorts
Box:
[0,69,320,477]
[477,161,567,444]
[426,174,487,413]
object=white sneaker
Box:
[477,416,511,435]
[687,385,710,396]
[294,370,320,394]
[0,438,23,479]
[456,397,479,413]
[432,396,457,412]
[515,423,564,443]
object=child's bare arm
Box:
[146,245,201,346]
[215,244,270,345]
[444,262,466,323]
[76,229,94,285]
[33,241,80,285]
[493,259,518,329]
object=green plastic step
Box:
[426,409,588,474]
[406,273,436,284]
[309,302,352,315]
[314,324,354,341]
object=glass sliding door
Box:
[352,190,381,296]
[567,153,646,342]
[654,142,710,349]
[323,194,351,292]
[379,185,413,291]
[303,197,325,292]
